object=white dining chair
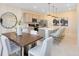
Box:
[0,35,21,56]
[0,39,3,56]
[50,27,65,38]
[22,28,29,33]
[22,24,29,33]
[30,30,38,35]
[28,37,54,56]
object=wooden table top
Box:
[3,32,43,47]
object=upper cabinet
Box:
[23,13,32,23]
[23,12,44,23]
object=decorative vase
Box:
[16,25,22,36]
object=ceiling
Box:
[1,3,77,14]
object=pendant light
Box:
[47,3,51,16]
[47,3,58,18]
[47,3,54,17]
[52,4,58,18]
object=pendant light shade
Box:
[47,3,51,16]
[47,3,58,18]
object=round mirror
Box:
[0,12,17,29]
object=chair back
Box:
[22,28,29,33]
[55,27,65,37]
[30,30,38,35]
[0,35,11,56]
[40,37,54,56]
[0,39,3,56]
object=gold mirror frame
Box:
[0,12,17,29]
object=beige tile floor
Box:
[51,45,79,56]
[51,29,79,56]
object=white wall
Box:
[76,4,79,47]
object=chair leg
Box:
[21,47,24,56]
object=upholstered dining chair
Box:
[0,35,21,56]
[22,28,29,33]
[0,39,3,56]
[50,27,65,38]
[28,37,54,56]
[30,30,38,35]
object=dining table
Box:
[3,32,43,56]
